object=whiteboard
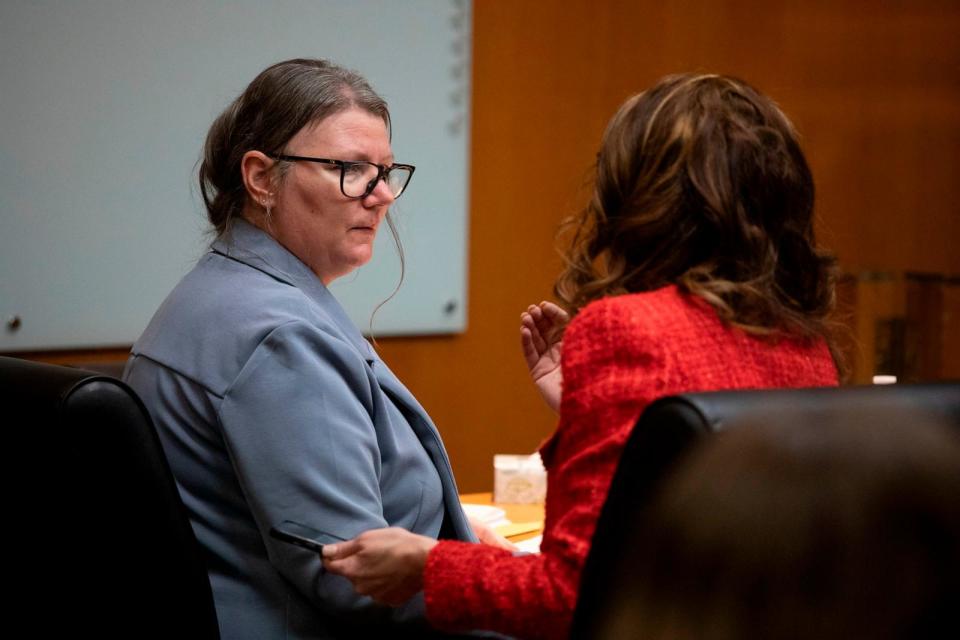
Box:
[0,0,471,351]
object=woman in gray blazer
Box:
[123,58,477,639]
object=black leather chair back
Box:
[571,383,960,638]
[0,356,219,638]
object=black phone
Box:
[269,520,333,554]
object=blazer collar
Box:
[372,361,473,541]
[210,219,376,362]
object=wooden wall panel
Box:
[378,0,960,491]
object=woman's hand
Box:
[467,515,518,551]
[322,528,437,607]
[521,301,569,414]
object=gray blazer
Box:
[124,220,475,639]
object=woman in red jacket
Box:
[323,73,840,639]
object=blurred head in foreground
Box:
[604,416,960,640]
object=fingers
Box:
[477,526,518,551]
[539,301,570,325]
[522,301,568,379]
[469,518,495,542]
[523,308,549,353]
[527,300,569,340]
[521,316,547,369]
[322,555,355,577]
[531,304,552,335]
[320,529,430,609]
[536,301,568,337]
[469,514,520,551]
[322,538,361,561]
[322,538,366,579]
[520,324,536,358]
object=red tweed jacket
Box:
[423,286,839,639]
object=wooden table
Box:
[460,492,545,542]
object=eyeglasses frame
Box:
[268,153,416,200]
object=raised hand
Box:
[520,301,569,413]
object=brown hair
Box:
[198,58,391,235]
[555,74,838,346]
[610,417,960,639]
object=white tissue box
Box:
[494,453,547,504]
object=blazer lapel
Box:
[372,363,475,541]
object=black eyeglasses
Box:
[269,154,415,200]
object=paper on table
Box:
[514,535,542,554]
[461,503,509,528]
[493,521,542,539]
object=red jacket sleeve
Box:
[423,298,666,639]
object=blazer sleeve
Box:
[423,299,668,640]
[217,319,424,624]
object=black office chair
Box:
[571,383,960,638]
[0,356,220,638]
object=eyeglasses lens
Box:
[387,167,411,198]
[342,163,381,198]
[341,163,411,198]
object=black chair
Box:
[571,383,960,639]
[0,356,219,638]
